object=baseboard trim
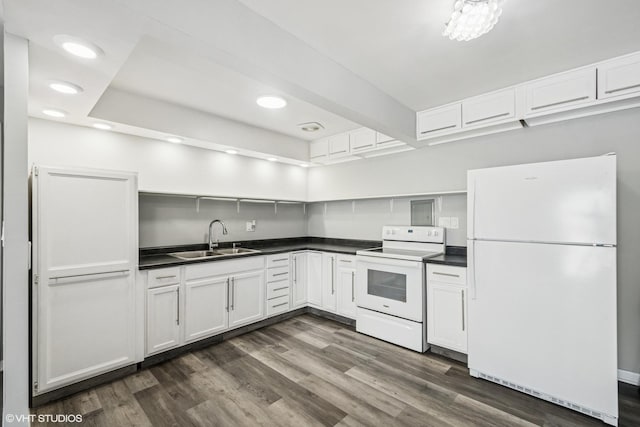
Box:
[618,369,640,386]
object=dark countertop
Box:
[139,237,380,270]
[425,246,467,267]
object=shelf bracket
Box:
[195,197,200,213]
[274,201,278,215]
[303,203,307,215]
[237,200,240,214]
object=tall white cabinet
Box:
[32,166,138,395]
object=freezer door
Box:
[467,240,617,419]
[467,155,616,245]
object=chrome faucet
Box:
[208,219,228,250]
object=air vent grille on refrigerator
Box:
[477,372,606,421]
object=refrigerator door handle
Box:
[468,240,477,300]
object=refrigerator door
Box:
[467,155,616,245]
[467,240,618,420]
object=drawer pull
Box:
[465,111,510,125]
[273,286,289,292]
[272,258,288,262]
[432,271,460,278]
[272,302,288,308]
[272,272,288,277]
[339,259,353,263]
[156,275,177,280]
[531,95,589,111]
[605,83,640,94]
[420,124,456,134]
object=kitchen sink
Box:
[169,247,260,260]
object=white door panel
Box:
[184,276,228,342]
[228,270,264,328]
[468,240,617,418]
[468,155,616,244]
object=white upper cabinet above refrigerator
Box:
[462,88,518,129]
[523,68,597,117]
[467,155,616,245]
[597,51,640,101]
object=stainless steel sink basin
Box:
[213,247,260,255]
[169,247,261,260]
[168,250,221,260]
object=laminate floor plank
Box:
[31,313,640,427]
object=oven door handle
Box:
[356,256,422,268]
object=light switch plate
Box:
[246,220,256,232]
[438,217,451,228]
[450,217,459,229]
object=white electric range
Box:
[355,225,445,352]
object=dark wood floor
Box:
[33,314,640,426]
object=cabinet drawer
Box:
[266,266,289,283]
[267,295,290,316]
[524,68,596,116]
[337,255,356,266]
[267,281,290,300]
[266,254,290,269]
[463,88,516,128]
[148,267,181,288]
[598,52,640,100]
[417,103,462,139]
[427,264,466,285]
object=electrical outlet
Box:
[438,217,451,228]
[450,217,459,229]
[246,220,256,232]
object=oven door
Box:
[356,256,424,322]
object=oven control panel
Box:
[382,226,445,243]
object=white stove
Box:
[355,226,445,352]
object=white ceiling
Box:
[4,0,640,159]
[109,37,359,141]
[238,0,640,110]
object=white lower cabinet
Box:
[321,253,338,312]
[291,251,308,308]
[183,275,228,343]
[426,264,468,353]
[336,258,357,319]
[229,270,265,328]
[147,284,181,355]
[306,252,323,307]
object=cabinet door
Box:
[184,276,228,343]
[328,133,350,157]
[228,270,265,328]
[427,282,467,353]
[524,68,596,116]
[291,252,308,308]
[598,52,640,100]
[306,252,323,307]
[322,253,338,312]
[416,104,461,140]
[310,138,329,160]
[147,284,180,356]
[462,88,516,128]
[376,132,395,144]
[349,128,376,152]
[337,267,357,319]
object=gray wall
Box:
[140,195,307,247]
[307,194,467,246]
[308,108,640,375]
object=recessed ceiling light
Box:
[267,157,278,162]
[166,137,182,144]
[42,109,67,118]
[300,164,309,168]
[92,123,112,130]
[226,150,238,155]
[48,81,83,95]
[298,122,324,132]
[54,35,103,59]
[256,96,287,109]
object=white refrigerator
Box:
[467,155,618,426]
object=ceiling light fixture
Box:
[267,157,278,162]
[42,109,67,118]
[300,164,309,168]
[48,80,83,95]
[92,123,112,130]
[226,150,238,155]
[443,0,503,42]
[256,96,287,109]
[297,122,324,132]
[54,35,103,59]
[166,137,183,144]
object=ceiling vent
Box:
[297,122,324,132]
